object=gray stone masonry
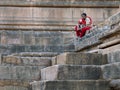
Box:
[0,66,43,81]
[31,80,110,90]
[52,52,108,65]
[2,56,52,66]
[41,65,101,80]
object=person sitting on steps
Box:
[74,13,92,38]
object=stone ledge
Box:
[2,56,52,66]
[0,25,73,31]
[12,52,59,57]
[0,80,29,87]
[98,39,120,49]
[0,45,74,54]
[0,1,119,8]
[100,44,120,54]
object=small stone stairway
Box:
[31,51,120,90]
[0,52,59,90]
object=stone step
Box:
[12,52,59,57]
[31,80,110,90]
[0,80,30,90]
[41,65,101,80]
[101,62,120,80]
[0,66,45,81]
[52,52,107,65]
[0,45,74,54]
[107,50,120,63]
[2,56,52,66]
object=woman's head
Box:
[81,13,87,19]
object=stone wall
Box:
[0,30,75,54]
[0,7,118,26]
[0,0,119,30]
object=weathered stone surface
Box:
[0,2,118,28]
[0,66,44,81]
[0,30,74,54]
[100,44,120,54]
[52,52,107,65]
[105,10,120,27]
[0,45,74,54]
[99,24,120,40]
[0,80,31,90]
[101,62,120,80]
[3,56,52,66]
[12,52,59,57]
[0,86,29,90]
[110,79,120,90]
[107,50,120,63]
[31,80,110,90]
[0,0,119,8]
[3,56,22,65]
[51,56,57,66]
[98,39,120,49]
[41,65,101,80]
[0,80,29,87]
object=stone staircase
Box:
[0,15,119,90]
[31,51,120,90]
[0,50,119,90]
[0,1,119,90]
[0,52,59,90]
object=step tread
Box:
[12,52,59,57]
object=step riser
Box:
[0,66,44,81]
[52,53,108,65]
[41,65,101,80]
[41,63,120,80]
[107,51,120,63]
[101,62,120,80]
[32,80,110,90]
[2,56,51,66]
[0,45,73,54]
[0,80,30,90]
